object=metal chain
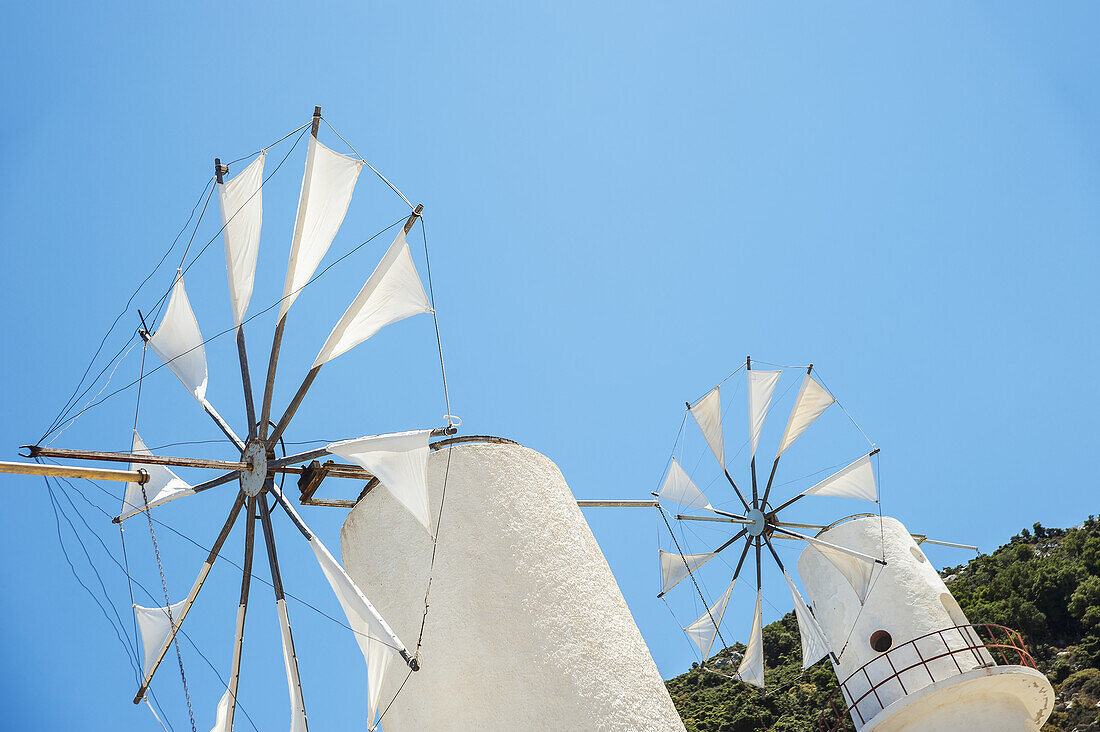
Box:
[134,342,197,731]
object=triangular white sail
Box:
[147,275,208,402]
[783,571,832,668]
[776,374,834,457]
[312,228,433,367]
[210,687,232,732]
[119,431,194,521]
[736,590,765,688]
[802,453,877,502]
[134,600,188,677]
[747,369,781,458]
[659,459,711,511]
[281,136,363,318]
[309,536,397,728]
[326,430,432,534]
[804,540,876,604]
[659,550,716,594]
[276,599,308,732]
[218,153,264,326]
[684,579,735,660]
[689,387,725,468]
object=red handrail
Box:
[818,623,1036,731]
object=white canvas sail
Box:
[218,153,264,326]
[312,228,433,367]
[802,453,877,502]
[210,687,232,732]
[309,536,397,728]
[147,275,208,402]
[134,600,188,678]
[689,387,725,467]
[747,369,781,458]
[119,431,194,521]
[659,459,711,510]
[783,571,832,668]
[776,374,834,457]
[804,540,876,604]
[737,590,765,688]
[684,579,735,659]
[327,430,433,534]
[659,550,716,594]
[281,136,363,317]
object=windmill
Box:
[580,357,979,690]
[2,107,463,731]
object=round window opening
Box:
[870,630,893,653]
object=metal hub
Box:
[240,441,268,497]
[747,507,766,537]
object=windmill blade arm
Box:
[200,398,246,451]
[722,468,752,513]
[915,536,979,551]
[236,327,258,440]
[759,456,781,512]
[675,514,752,525]
[134,492,246,703]
[268,365,322,446]
[771,526,886,565]
[223,495,257,730]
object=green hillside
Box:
[666,516,1100,731]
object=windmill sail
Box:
[684,579,735,659]
[659,459,711,510]
[805,540,877,603]
[689,387,725,467]
[783,570,832,668]
[309,535,397,728]
[327,430,433,534]
[147,275,208,402]
[659,550,716,594]
[312,228,433,368]
[747,369,781,458]
[210,688,232,732]
[218,153,264,326]
[134,600,188,678]
[737,590,765,688]
[776,374,834,457]
[118,431,194,521]
[276,599,309,732]
[802,453,877,502]
[281,136,363,317]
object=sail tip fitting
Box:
[18,445,36,458]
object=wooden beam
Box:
[27,447,248,472]
[0,460,147,484]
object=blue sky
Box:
[2,2,1098,730]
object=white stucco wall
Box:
[341,442,686,731]
[798,516,1052,731]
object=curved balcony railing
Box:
[817,623,1037,732]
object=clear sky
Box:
[1,2,1098,730]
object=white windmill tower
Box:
[596,357,1055,731]
[808,515,1053,732]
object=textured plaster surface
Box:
[798,516,1052,731]
[341,443,686,731]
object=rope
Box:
[43,214,407,439]
[656,502,728,655]
[320,117,415,209]
[418,217,454,424]
[45,340,139,446]
[372,668,414,731]
[39,176,214,443]
[415,443,453,654]
[51,472,260,731]
[224,119,313,167]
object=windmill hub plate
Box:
[240,441,268,497]
[747,508,766,537]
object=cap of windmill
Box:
[797,516,1053,732]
